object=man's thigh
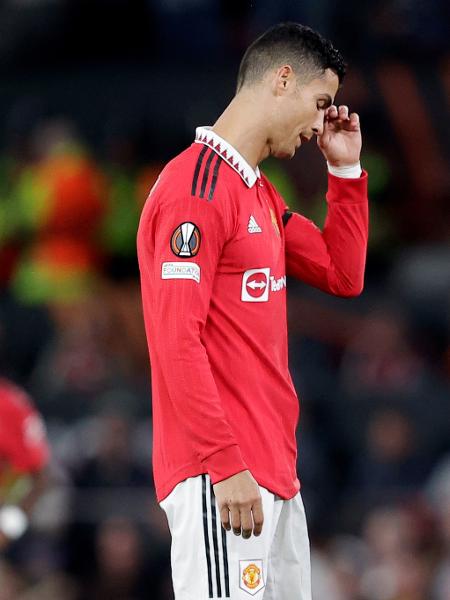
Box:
[263,492,312,600]
[159,474,279,600]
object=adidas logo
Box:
[247,215,262,233]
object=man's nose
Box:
[311,115,324,136]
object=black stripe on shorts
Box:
[209,481,222,597]
[202,474,214,597]
[220,503,230,597]
[202,476,230,598]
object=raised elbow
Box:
[334,279,364,298]
[327,272,365,298]
[339,284,364,298]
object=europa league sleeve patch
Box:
[170,222,201,258]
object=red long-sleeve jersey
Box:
[0,378,50,476]
[137,127,368,502]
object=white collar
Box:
[195,126,260,188]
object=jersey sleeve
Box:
[280,171,369,297]
[13,410,50,473]
[0,383,50,474]
[138,186,248,485]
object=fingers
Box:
[326,104,349,120]
[230,504,241,535]
[349,112,360,129]
[220,504,231,531]
[326,104,338,119]
[325,105,360,131]
[251,497,264,537]
[220,496,264,539]
[240,507,253,539]
[339,105,349,120]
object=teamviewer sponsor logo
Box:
[241,269,286,302]
[241,268,270,302]
[270,275,286,291]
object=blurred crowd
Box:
[0,0,449,599]
[0,0,448,67]
[0,117,447,599]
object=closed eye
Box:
[316,95,332,110]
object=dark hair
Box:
[237,22,346,92]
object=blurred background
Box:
[0,1,449,598]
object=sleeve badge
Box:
[170,222,201,258]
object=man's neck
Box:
[211,90,270,170]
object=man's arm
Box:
[282,104,368,296]
[139,186,263,537]
[282,170,368,297]
[139,188,249,483]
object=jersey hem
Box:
[155,466,301,503]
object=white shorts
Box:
[159,474,312,600]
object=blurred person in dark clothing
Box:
[340,310,423,396]
[79,517,157,600]
[387,552,433,600]
[66,411,156,589]
[327,535,371,600]
[348,408,432,504]
[0,289,54,386]
[28,274,150,422]
[0,560,26,599]
[361,504,435,600]
[15,573,79,600]
[427,455,450,600]
[336,308,449,459]
[73,412,151,489]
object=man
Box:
[0,377,50,550]
[137,22,368,600]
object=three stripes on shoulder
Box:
[192,147,223,201]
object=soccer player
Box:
[0,378,50,550]
[137,22,368,600]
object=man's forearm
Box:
[284,171,369,297]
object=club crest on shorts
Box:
[239,560,265,595]
[171,222,201,258]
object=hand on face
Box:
[317,104,362,166]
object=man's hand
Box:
[213,470,264,539]
[317,105,362,167]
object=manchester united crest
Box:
[239,560,265,595]
[269,208,280,236]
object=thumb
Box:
[316,127,330,150]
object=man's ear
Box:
[274,65,294,95]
